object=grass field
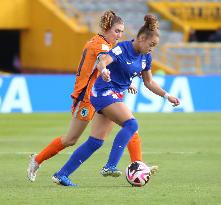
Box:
[0,113,221,205]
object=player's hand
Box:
[128,84,138,94]
[101,68,111,82]
[168,96,180,107]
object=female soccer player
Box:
[52,14,180,186]
[27,10,143,182]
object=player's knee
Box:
[67,140,77,146]
[62,135,79,147]
[123,118,138,135]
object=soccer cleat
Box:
[52,173,78,187]
[100,166,122,177]
[27,154,40,182]
[150,165,159,176]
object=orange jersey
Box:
[71,34,112,103]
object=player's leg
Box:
[100,102,138,177]
[90,113,114,140]
[27,117,88,182]
[52,113,114,186]
[127,132,159,175]
[27,101,93,182]
[127,131,142,162]
[37,118,89,163]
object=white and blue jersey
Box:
[91,40,152,112]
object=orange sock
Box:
[127,132,142,162]
[35,137,65,165]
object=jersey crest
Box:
[80,107,89,117]
[142,60,146,69]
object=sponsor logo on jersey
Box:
[112,46,122,55]
[127,61,133,65]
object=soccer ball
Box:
[125,161,151,187]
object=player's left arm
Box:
[141,70,180,106]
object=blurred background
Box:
[0,0,221,112]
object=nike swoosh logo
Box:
[127,62,132,64]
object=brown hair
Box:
[137,14,159,38]
[99,10,123,32]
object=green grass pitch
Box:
[0,113,221,205]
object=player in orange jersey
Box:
[27,10,143,182]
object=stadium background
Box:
[1,0,221,112]
[0,1,221,205]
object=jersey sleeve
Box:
[95,43,110,60]
[108,44,123,62]
[143,54,152,71]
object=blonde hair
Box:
[137,14,159,38]
[99,10,123,32]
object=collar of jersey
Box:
[98,34,112,46]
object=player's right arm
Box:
[97,43,124,82]
[96,54,113,82]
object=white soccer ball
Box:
[125,161,151,187]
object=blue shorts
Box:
[90,91,123,113]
